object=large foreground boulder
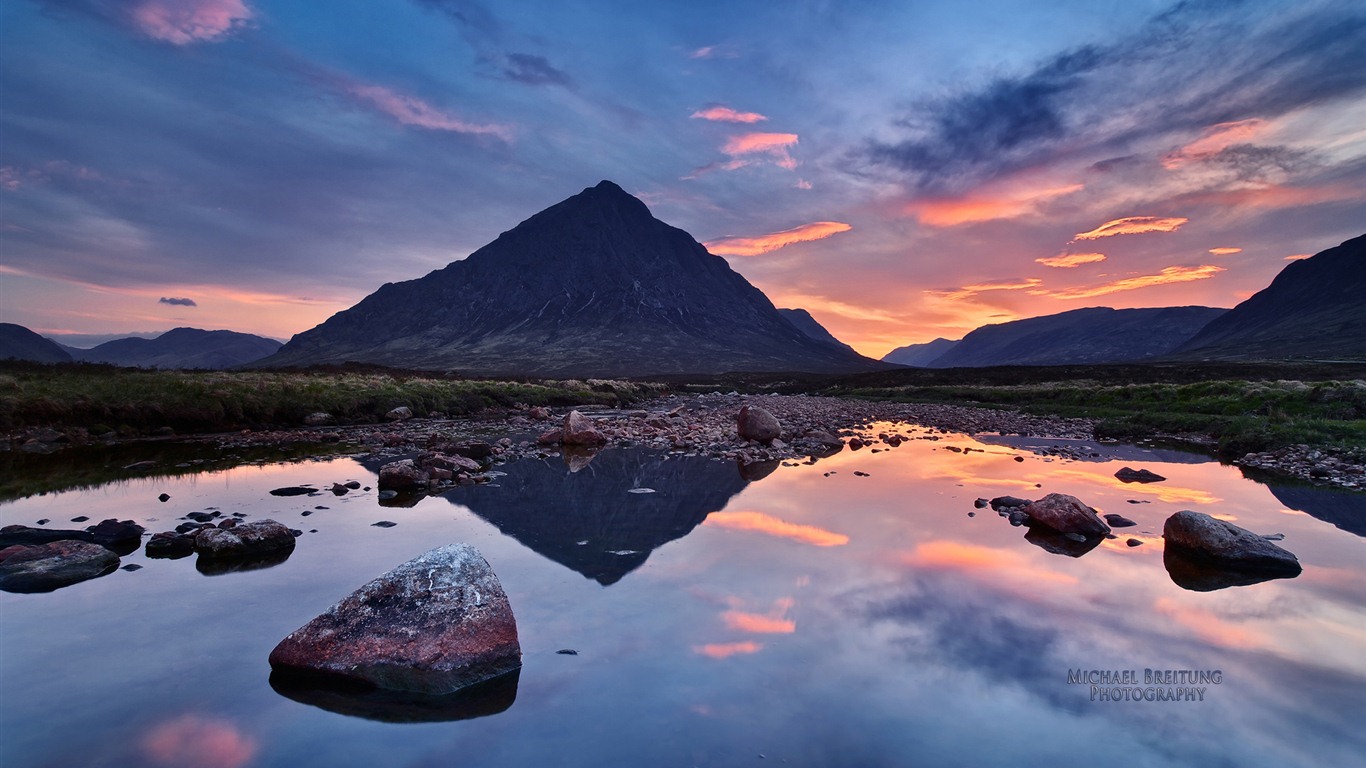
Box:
[737,405,781,444]
[269,544,521,694]
[0,540,120,593]
[1162,511,1301,573]
[1022,493,1111,536]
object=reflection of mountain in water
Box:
[1266,483,1366,537]
[442,450,750,585]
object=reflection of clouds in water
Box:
[722,597,797,634]
[704,511,849,547]
[1049,468,1221,505]
[693,641,764,659]
[141,714,257,768]
[903,540,1078,586]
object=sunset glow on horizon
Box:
[1,0,1362,356]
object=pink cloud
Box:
[693,641,764,658]
[1284,253,1311,260]
[1073,216,1189,240]
[705,221,851,257]
[925,278,1043,302]
[721,132,799,170]
[1208,247,1242,255]
[1162,119,1270,170]
[349,84,513,141]
[905,183,1083,227]
[131,0,253,45]
[691,106,767,123]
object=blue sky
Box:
[2,0,1363,354]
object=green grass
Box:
[827,378,1366,457]
[0,362,665,435]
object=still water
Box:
[2,425,1364,768]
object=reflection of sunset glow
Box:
[723,597,796,634]
[694,641,764,659]
[1154,597,1261,649]
[1074,216,1189,240]
[706,221,852,256]
[1050,468,1222,505]
[705,511,849,546]
[142,714,258,768]
[1043,265,1223,300]
[1036,252,1106,268]
[904,541,1077,585]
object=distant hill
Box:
[262,181,889,377]
[0,323,74,363]
[778,308,858,354]
[882,338,959,367]
[70,328,282,369]
[1174,233,1366,360]
[926,306,1227,368]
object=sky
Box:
[1,0,1363,356]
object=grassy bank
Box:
[823,378,1366,457]
[0,362,664,435]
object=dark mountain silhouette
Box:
[1263,482,1366,538]
[925,306,1226,368]
[778,308,857,354]
[261,181,888,376]
[438,450,751,585]
[882,337,958,367]
[1175,234,1366,360]
[69,327,282,369]
[0,323,73,363]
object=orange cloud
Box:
[1074,216,1189,240]
[1207,247,1242,255]
[694,641,764,658]
[705,511,849,547]
[705,221,851,256]
[722,597,796,634]
[925,278,1043,302]
[1036,252,1107,268]
[1162,119,1270,169]
[692,106,767,123]
[1284,253,1311,260]
[131,0,252,45]
[905,184,1083,227]
[1043,265,1224,300]
[349,84,512,140]
[142,715,257,768]
[903,541,1077,585]
[721,132,799,170]
[1178,183,1360,210]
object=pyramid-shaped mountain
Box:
[263,181,886,376]
[1174,233,1366,360]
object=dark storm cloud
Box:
[159,296,197,306]
[862,0,1366,194]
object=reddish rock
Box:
[527,406,551,420]
[422,452,481,473]
[194,520,296,559]
[736,405,781,444]
[269,543,522,694]
[536,429,563,445]
[1022,493,1111,536]
[378,459,429,490]
[0,540,119,593]
[562,411,607,446]
[1163,510,1301,573]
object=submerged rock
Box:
[1115,467,1167,483]
[1162,511,1301,575]
[1103,514,1138,528]
[737,405,781,444]
[1022,494,1110,536]
[269,543,521,695]
[0,540,120,593]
